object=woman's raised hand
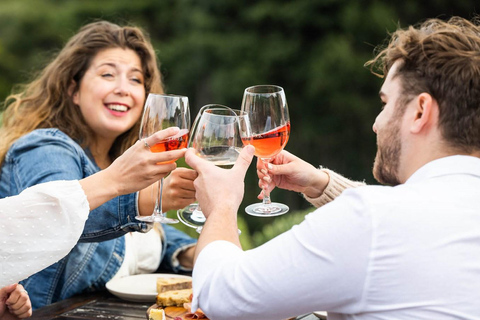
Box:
[80,127,187,210]
[107,127,187,196]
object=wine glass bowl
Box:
[240,85,290,217]
[192,107,247,167]
[136,93,190,224]
[241,122,290,160]
[177,105,248,233]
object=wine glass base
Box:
[178,204,242,235]
[245,202,289,217]
[177,204,206,230]
[135,215,179,224]
[135,215,155,222]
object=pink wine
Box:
[242,122,290,159]
[150,129,189,164]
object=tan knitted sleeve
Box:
[303,168,366,208]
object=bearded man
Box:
[186,16,480,320]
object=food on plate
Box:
[184,307,207,319]
[148,293,208,319]
[148,308,166,320]
[157,277,192,293]
[157,288,193,307]
[147,276,208,319]
[156,277,193,307]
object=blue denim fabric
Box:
[0,129,196,309]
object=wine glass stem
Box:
[191,205,206,223]
[262,187,272,205]
[193,204,203,215]
[154,178,164,217]
[261,158,272,205]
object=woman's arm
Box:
[3,128,189,242]
[80,129,187,210]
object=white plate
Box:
[106,273,192,302]
[313,311,328,319]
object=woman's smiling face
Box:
[72,47,146,144]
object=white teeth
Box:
[107,104,128,112]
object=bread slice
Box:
[156,288,192,307]
[157,277,192,293]
[148,308,165,320]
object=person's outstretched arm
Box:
[0,128,187,286]
[185,147,370,320]
[185,145,255,261]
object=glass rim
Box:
[201,103,230,109]
[244,84,284,95]
[201,105,247,117]
[205,109,247,116]
[147,93,189,99]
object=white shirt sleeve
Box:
[192,190,372,320]
[0,180,90,287]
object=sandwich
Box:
[156,289,192,307]
[157,277,192,293]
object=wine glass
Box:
[240,85,290,217]
[177,105,250,233]
[135,93,190,224]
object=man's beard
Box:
[373,117,402,186]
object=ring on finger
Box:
[142,139,151,149]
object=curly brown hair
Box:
[366,16,480,153]
[0,20,164,163]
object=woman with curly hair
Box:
[0,20,197,309]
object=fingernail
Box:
[246,145,255,155]
[263,176,271,182]
[261,169,267,174]
[267,163,273,170]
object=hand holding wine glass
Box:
[240,85,290,216]
[255,149,329,200]
[136,93,190,224]
[177,105,250,233]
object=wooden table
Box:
[30,290,326,320]
[30,291,150,320]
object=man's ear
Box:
[410,93,438,134]
[68,80,79,105]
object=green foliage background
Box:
[0,0,476,248]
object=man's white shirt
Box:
[193,155,480,320]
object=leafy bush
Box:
[171,207,314,250]
[249,208,313,249]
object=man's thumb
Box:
[234,145,255,174]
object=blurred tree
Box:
[0,0,476,235]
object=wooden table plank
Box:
[30,291,149,320]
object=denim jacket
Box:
[0,129,196,309]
